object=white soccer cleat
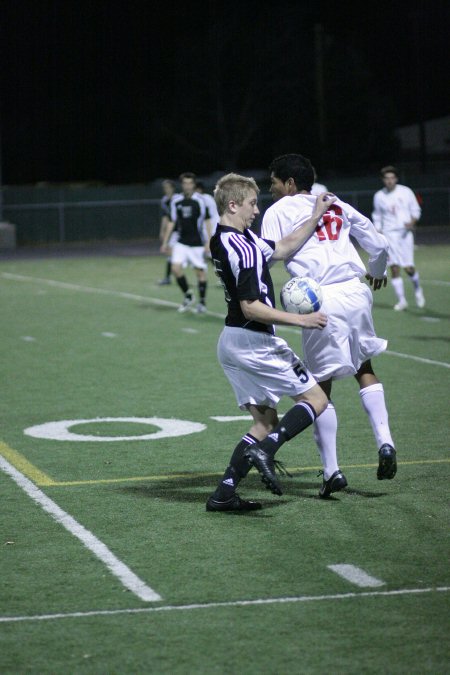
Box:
[415,288,425,308]
[393,299,408,311]
[196,303,207,314]
[177,295,195,313]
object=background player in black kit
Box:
[161,172,212,313]
[206,173,338,512]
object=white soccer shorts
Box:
[301,278,387,381]
[384,229,415,267]
[217,326,317,410]
[168,231,179,248]
[171,242,207,270]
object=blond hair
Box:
[214,173,259,216]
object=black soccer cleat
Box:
[377,444,397,480]
[206,494,262,512]
[244,446,283,496]
[318,469,348,498]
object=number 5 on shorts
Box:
[293,363,309,383]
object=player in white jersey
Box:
[372,165,425,311]
[261,153,397,491]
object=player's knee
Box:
[301,386,328,417]
[314,388,328,416]
[355,361,380,388]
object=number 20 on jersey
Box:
[316,205,343,241]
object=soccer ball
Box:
[280,276,323,314]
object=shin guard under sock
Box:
[257,402,317,457]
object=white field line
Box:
[327,564,385,587]
[384,350,450,369]
[0,455,161,602]
[210,415,254,422]
[1,272,178,308]
[422,279,450,287]
[0,586,448,624]
[2,272,449,368]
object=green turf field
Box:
[1,243,449,674]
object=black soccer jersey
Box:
[170,193,207,246]
[210,224,277,334]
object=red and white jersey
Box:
[372,184,421,233]
[261,194,388,285]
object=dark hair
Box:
[269,154,314,192]
[380,165,398,177]
[179,171,197,183]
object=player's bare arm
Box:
[160,220,175,253]
[404,218,418,231]
[240,299,327,329]
[159,215,171,243]
[271,193,336,260]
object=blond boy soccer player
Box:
[206,173,343,512]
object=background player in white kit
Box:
[261,153,397,492]
[206,173,335,512]
[372,165,425,311]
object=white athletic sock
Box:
[410,272,420,291]
[391,277,405,302]
[313,402,339,480]
[359,383,395,449]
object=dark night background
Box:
[1,0,449,185]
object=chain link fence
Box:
[1,187,449,246]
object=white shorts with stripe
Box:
[301,278,387,381]
[171,242,207,270]
[384,229,415,267]
[218,326,317,410]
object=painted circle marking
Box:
[24,417,206,442]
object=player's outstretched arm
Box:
[272,193,336,260]
[240,299,327,329]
